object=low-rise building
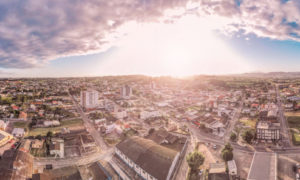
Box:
[49,138,64,158]
[0,120,8,130]
[227,160,237,176]
[31,139,44,149]
[0,130,13,146]
[12,128,25,138]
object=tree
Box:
[223,143,233,152]
[230,132,237,141]
[46,131,53,140]
[186,151,205,172]
[222,149,233,161]
[221,143,234,161]
[242,129,254,144]
[148,128,155,135]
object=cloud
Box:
[199,0,300,40]
[0,0,299,68]
[0,0,186,68]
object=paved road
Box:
[187,122,251,153]
[68,91,108,151]
[276,84,291,147]
[247,152,277,180]
[224,100,243,142]
[34,148,114,169]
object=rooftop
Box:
[116,136,178,180]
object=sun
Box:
[97,15,253,76]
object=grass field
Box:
[27,118,83,137]
[287,116,300,145]
[13,121,29,128]
[239,118,257,129]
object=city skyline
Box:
[0,0,300,77]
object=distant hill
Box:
[236,72,300,78]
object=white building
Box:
[227,160,237,176]
[140,111,161,120]
[121,85,132,98]
[256,121,280,141]
[80,90,99,109]
[12,128,25,138]
[113,109,128,120]
[49,138,64,158]
[43,120,60,127]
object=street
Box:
[68,91,108,151]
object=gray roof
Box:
[116,136,178,180]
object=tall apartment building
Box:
[120,85,132,98]
[80,90,99,109]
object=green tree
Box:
[222,149,233,161]
[242,129,254,144]
[46,131,53,140]
[186,151,205,172]
[221,142,234,161]
[230,132,237,141]
[223,142,233,152]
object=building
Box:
[80,90,99,109]
[110,136,180,180]
[140,111,161,120]
[227,160,237,176]
[208,162,229,180]
[120,85,132,98]
[31,139,44,149]
[12,128,25,138]
[0,130,13,146]
[0,149,34,180]
[256,121,280,141]
[49,138,64,158]
[0,120,8,130]
[18,111,28,121]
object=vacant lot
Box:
[285,111,300,117]
[287,116,300,145]
[27,118,83,137]
[239,118,257,129]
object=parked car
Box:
[11,142,20,149]
[213,144,217,149]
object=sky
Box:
[0,0,300,77]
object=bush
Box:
[230,132,237,141]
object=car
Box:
[11,142,20,149]
[198,169,203,176]
[213,144,217,149]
